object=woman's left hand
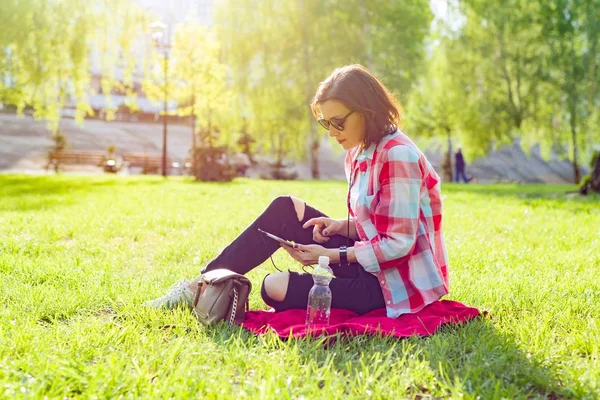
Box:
[279,243,329,266]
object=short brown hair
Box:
[311,64,403,147]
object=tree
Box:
[539,0,600,183]
[432,0,599,183]
[406,39,464,180]
[0,0,148,136]
[214,0,433,178]
[168,20,232,149]
[443,0,548,157]
[363,0,432,98]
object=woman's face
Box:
[319,99,365,150]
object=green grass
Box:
[1,175,599,399]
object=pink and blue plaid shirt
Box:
[346,130,449,318]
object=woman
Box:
[146,64,449,318]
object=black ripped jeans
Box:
[202,196,385,314]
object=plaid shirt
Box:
[346,130,449,318]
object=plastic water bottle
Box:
[305,256,333,327]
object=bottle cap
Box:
[318,256,329,265]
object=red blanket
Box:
[239,300,481,338]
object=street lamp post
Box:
[150,21,171,177]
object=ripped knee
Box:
[261,272,290,303]
[268,196,305,222]
[289,196,305,221]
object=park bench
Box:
[122,152,175,174]
[46,150,112,172]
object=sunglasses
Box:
[317,110,355,131]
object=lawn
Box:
[0,175,598,399]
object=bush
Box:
[579,150,600,195]
[192,146,237,182]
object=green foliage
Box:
[0,0,149,131]
[406,40,462,151]
[192,146,236,182]
[3,0,598,183]
[427,0,600,179]
[213,0,432,176]
[537,0,600,182]
[365,0,432,98]
[442,1,547,149]
[579,149,600,194]
[0,176,598,398]
[143,21,234,149]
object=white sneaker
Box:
[145,280,195,309]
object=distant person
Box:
[454,148,473,183]
[146,64,449,319]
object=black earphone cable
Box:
[266,154,357,274]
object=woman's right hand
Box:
[302,217,344,243]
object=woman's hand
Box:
[302,217,344,243]
[279,243,332,266]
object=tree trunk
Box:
[191,88,197,151]
[299,0,319,179]
[306,91,320,180]
[310,131,319,179]
[276,131,284,167]
[570,127,580,184]
[207,109,213,148]
[569,102,580,184]
[446,127,453,182]
[568,32,581,185]
[191,113,196,150]
[590,154,600,193]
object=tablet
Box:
[257,228,295,248]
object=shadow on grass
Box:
[410,318,568,398]
[202,317,573,398]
